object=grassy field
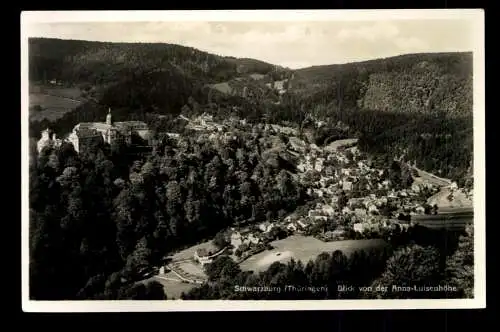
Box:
[239,235,387,273]
[324,138,359,152]
[29,84,86,122]
[175,261,207,279]
[142,273,197,300]
[151,241,218,299]
[210,82,233,94]
[169,240,218,262]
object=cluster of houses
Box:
[184,113,226,132]
[187,122,451,267]
[265,79,289,95]
[286,136,441,237]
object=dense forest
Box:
[28,38,473,183]
[29,38,286,85]
[28,38,475,300]
[29,125,308,300]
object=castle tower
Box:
[106,108,113,125]
[37,128,52,153]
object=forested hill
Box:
[29,37,287,85]
[28,38,473,182]
[28,38,291,136]
[290,52,473,117]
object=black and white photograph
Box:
[21,10,485,311]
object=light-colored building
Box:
[296,219,310,229]
[230,232,243,249]
[353,223,365,233]
[321,205,335,216]
[37,128,62,153]
[343,181,353,191]
[258,222,274,233]
[415,205,425,214]
[67,108,150,153]
[354,208,367,218]
[367,204,379,215]
[248,233,261,245]
[193,247,225,267]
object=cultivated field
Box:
[29,85,86,122]
[239,235,387,273]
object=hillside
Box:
[291,52,473,117]
[28,38,289,135]
[28,38,474,183]
[29,38,287,85]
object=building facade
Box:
[36,128,62,153]
[65,108,151,153]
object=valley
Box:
[27,37,475,301]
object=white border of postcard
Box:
[21,9,486,312]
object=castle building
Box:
[36,128,62,153]
[39,108,150,154]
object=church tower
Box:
[106,108,113,125]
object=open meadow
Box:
[169,240,218,262]
[141,273,197,300]
[29,84,86,122]
[239,235,387,273]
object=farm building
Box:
[193,246,225,267]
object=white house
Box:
[248,233,261,245]
[342,206,352,215]
[415,205,425,214]
[321,205,335,216]
[353,223,365,233]
[354,208,367,218]
[313,189,324,197]
[343,181,353,191]
[296,219,310,229]
[193,248,220,267]
[368,204,379,215]
[230,232,242,249]
[258,222,274,233]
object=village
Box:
[146,113,473,298]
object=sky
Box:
[25,15,477,69]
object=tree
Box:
[31,104,43,112]
[371,244,444,299]
[446,224,474,298]
[337,191,348,210]
[213,231,229,250]
[205,256,241,282]
[117,281,166,300]
[268,226,288,240]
